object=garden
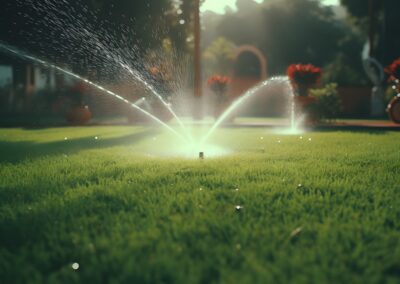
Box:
[0,0,400,283]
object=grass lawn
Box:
[0,126,399,283]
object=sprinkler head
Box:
[199,152,204,159]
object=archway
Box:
[230,45,268,100]
[233,45,268,80]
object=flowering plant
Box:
[287,64,322,86]
[207,75,231,94]
[385,58,400,81]
[385,58,400,79]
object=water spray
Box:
[0,44,189,143]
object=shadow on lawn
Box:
[0,128,158,163]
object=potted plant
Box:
[207,74,231,118]
[384,58,400,123]
[65,81,92,125]
[287,63,322,121]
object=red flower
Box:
[207,75,231,94]
[287,64,322,86]
[385,58,400,80]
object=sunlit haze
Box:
[201,0,340,14]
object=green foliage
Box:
[203,37,236,76]
[323,54,368,87]
[309,83,342,120]
[0,127,400,283]
[216,0,347,74]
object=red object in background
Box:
[207,75,231,94]
[385,58,400,124]
[66,105,92,125]
[385,58,400,80]
[71,81,88,94]
[287,64,322,87]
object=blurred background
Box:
[0,0,399,126]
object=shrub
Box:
[309,83,342,121]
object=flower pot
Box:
[297,84,311,97]
[294,96,318,124]
[387,95,400,124]
[66,105,92,125]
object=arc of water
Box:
[0,44,188,143]
[200,76,295,146]
[118,62,193,142]
[77,30,193,142]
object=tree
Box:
[203,37,236,76]
[217,0,346,74]
[340,0,400,65]
[0,0,176,77]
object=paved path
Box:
[233,119,400,131]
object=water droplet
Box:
[94,136,98,140]
[199,187,203,191]
[299,136,303,139]
[64,137,68,140]
[308,138,312,141]
[235,205,243,211]
[235,188,239,191]
[179,19,185,25]
[72,262,79,270]
[298,184,302,188]
[260,136,264,140]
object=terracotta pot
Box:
[387,95,400,124]
[297,84,312,97]
[295,96,317,110]
[294,96,318,123]
[66,105,92,125]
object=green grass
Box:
[0,126,399,284]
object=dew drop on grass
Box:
[94,136,98,140]
[199,187,203,191]
[72,262,79,270]
[298,184,302,188]
[64,137,68,140]
[235,205,243,211]
[308,138,312,141]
